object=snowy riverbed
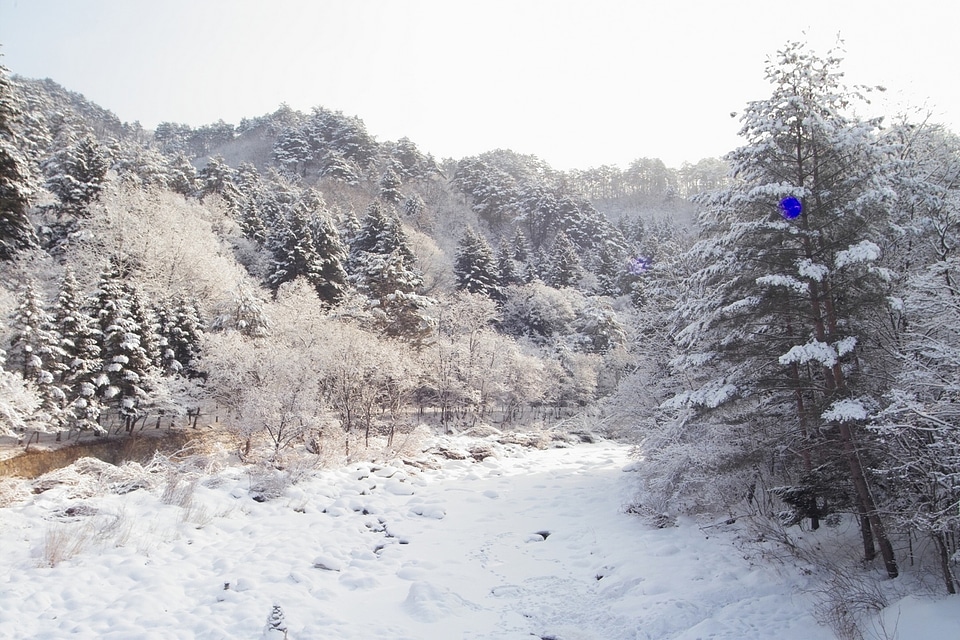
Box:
[0,436,953,639]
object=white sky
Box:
[1,0,958,170]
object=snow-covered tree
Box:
[166,153,199,197]
[197,155,238,201]
[454,228,501,299]
[350,202,432,340]
[869,122,960,592]
[545,231,582,288]
[94,269,155,431]
[0,345,41,438]
[378,165,403,204]
[156,296,203,377]
[211,284,270,338]
[8,282,66,428]
[53,267,103,433]
[0,63,38,259]
[659,41,898,576]
[500,282,578,344]
[43,135,110,215]
[308,211,349,306]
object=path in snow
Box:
[0,438,832,639]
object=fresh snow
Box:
[755,274,808,293]
[821,397,868,423]
[778,340,837,368]
[0,436,917,639]
[834,240,881,269]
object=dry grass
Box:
[41,524,90,567]
[39,508,133,567]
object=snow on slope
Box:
[1,438,835,639]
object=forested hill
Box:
[0,70,700,453]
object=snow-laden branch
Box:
[835,240,881,268]
[756,274,808,293]
[822,397,868,423]
[778,340,838,367]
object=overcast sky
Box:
[1,0,957,170]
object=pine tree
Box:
[43,135,110,215]
[546,231,582,288]
[454,229,501,299]
[266,203,346,305]
[94,270,153,431]
[273,126,311,177]
[595,241,624,297]
[54,267,103,432]
[157,296,203,377]
[166,153,198,196]
[197,155,238,201]
[308,212,349,306]
[350,201,431,340]
[379,165,403,204]
[665,42,898,577]
[497,244,521,287]
[8,283,66,427]
[128,287,162,368]
[0,64,38,258]
[231,163,269,245]
[350,201,394,259]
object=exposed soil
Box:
[0,430,196,479]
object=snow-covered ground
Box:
[0,436,955,639]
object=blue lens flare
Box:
[779,197,802,219]
[628,256,651,275]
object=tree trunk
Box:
[839,421,897,577]
[856,497,876,561]
[933,532,957,594]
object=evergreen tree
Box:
[350,201,394,259]
[94,269,153,431]
[546,231,582,288]
[197,155,238,201]
[166,153,199,197]
[157,296,203,377]
[454,229,501,299]
[273,126,311,177]
[350,201,431,340]
[595,241,624,297]
[43,135,110,215]
[266,203,346,305]
[231,163,269,244]
[510,227,530,263]
[308,212,349,306]
[8,283,66,426]
[497,243,521,288]
[128,287,162,368]
[0,64,38,258]
[662,42,898,577]
[378,165,403,204]
[53,267,102,432]
[402,193,425,220]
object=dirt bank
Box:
[0,431,195,479]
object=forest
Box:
[1,39,959,623]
